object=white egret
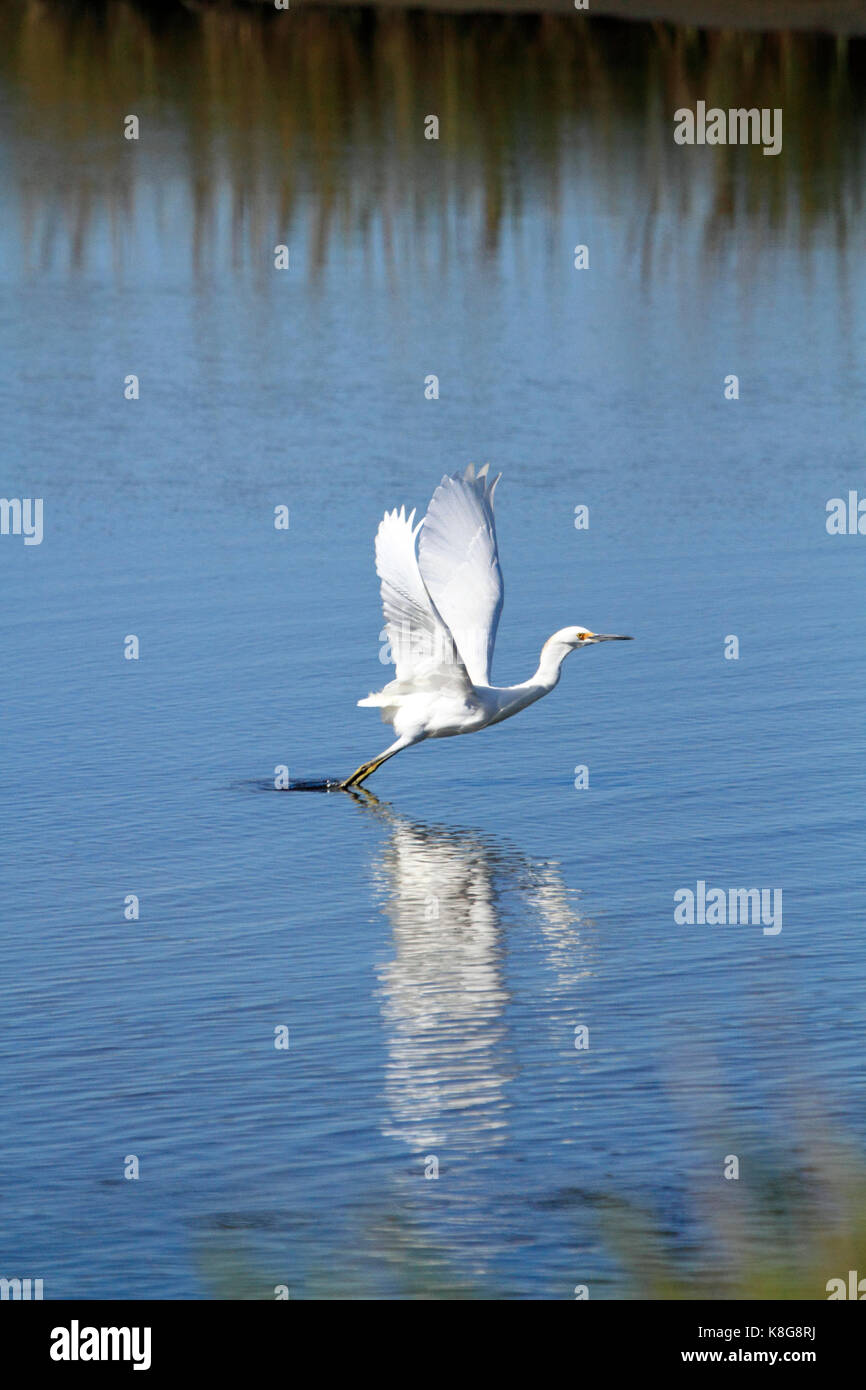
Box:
[341,464,631,790]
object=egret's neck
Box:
[485,636,574,723]
[530,637,573,690]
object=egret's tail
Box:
[358,688,403,726]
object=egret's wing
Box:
[417,463,504,686]
[375,505,469,684]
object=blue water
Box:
[1,10,865,1299]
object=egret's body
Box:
[342,465,630,789]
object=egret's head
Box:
[553,626,633,649]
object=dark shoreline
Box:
[172,0,866,36]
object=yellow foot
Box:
[340,758,383,791]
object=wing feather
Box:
[417,464,504,686]
[374,505,468,684]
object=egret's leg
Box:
[340,735,415,790]
[340,755,388,790]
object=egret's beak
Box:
[589,633,632,642]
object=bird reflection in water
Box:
[346,789,596,1163]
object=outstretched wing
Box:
[374,505,469,685]
[417,463,504,687]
